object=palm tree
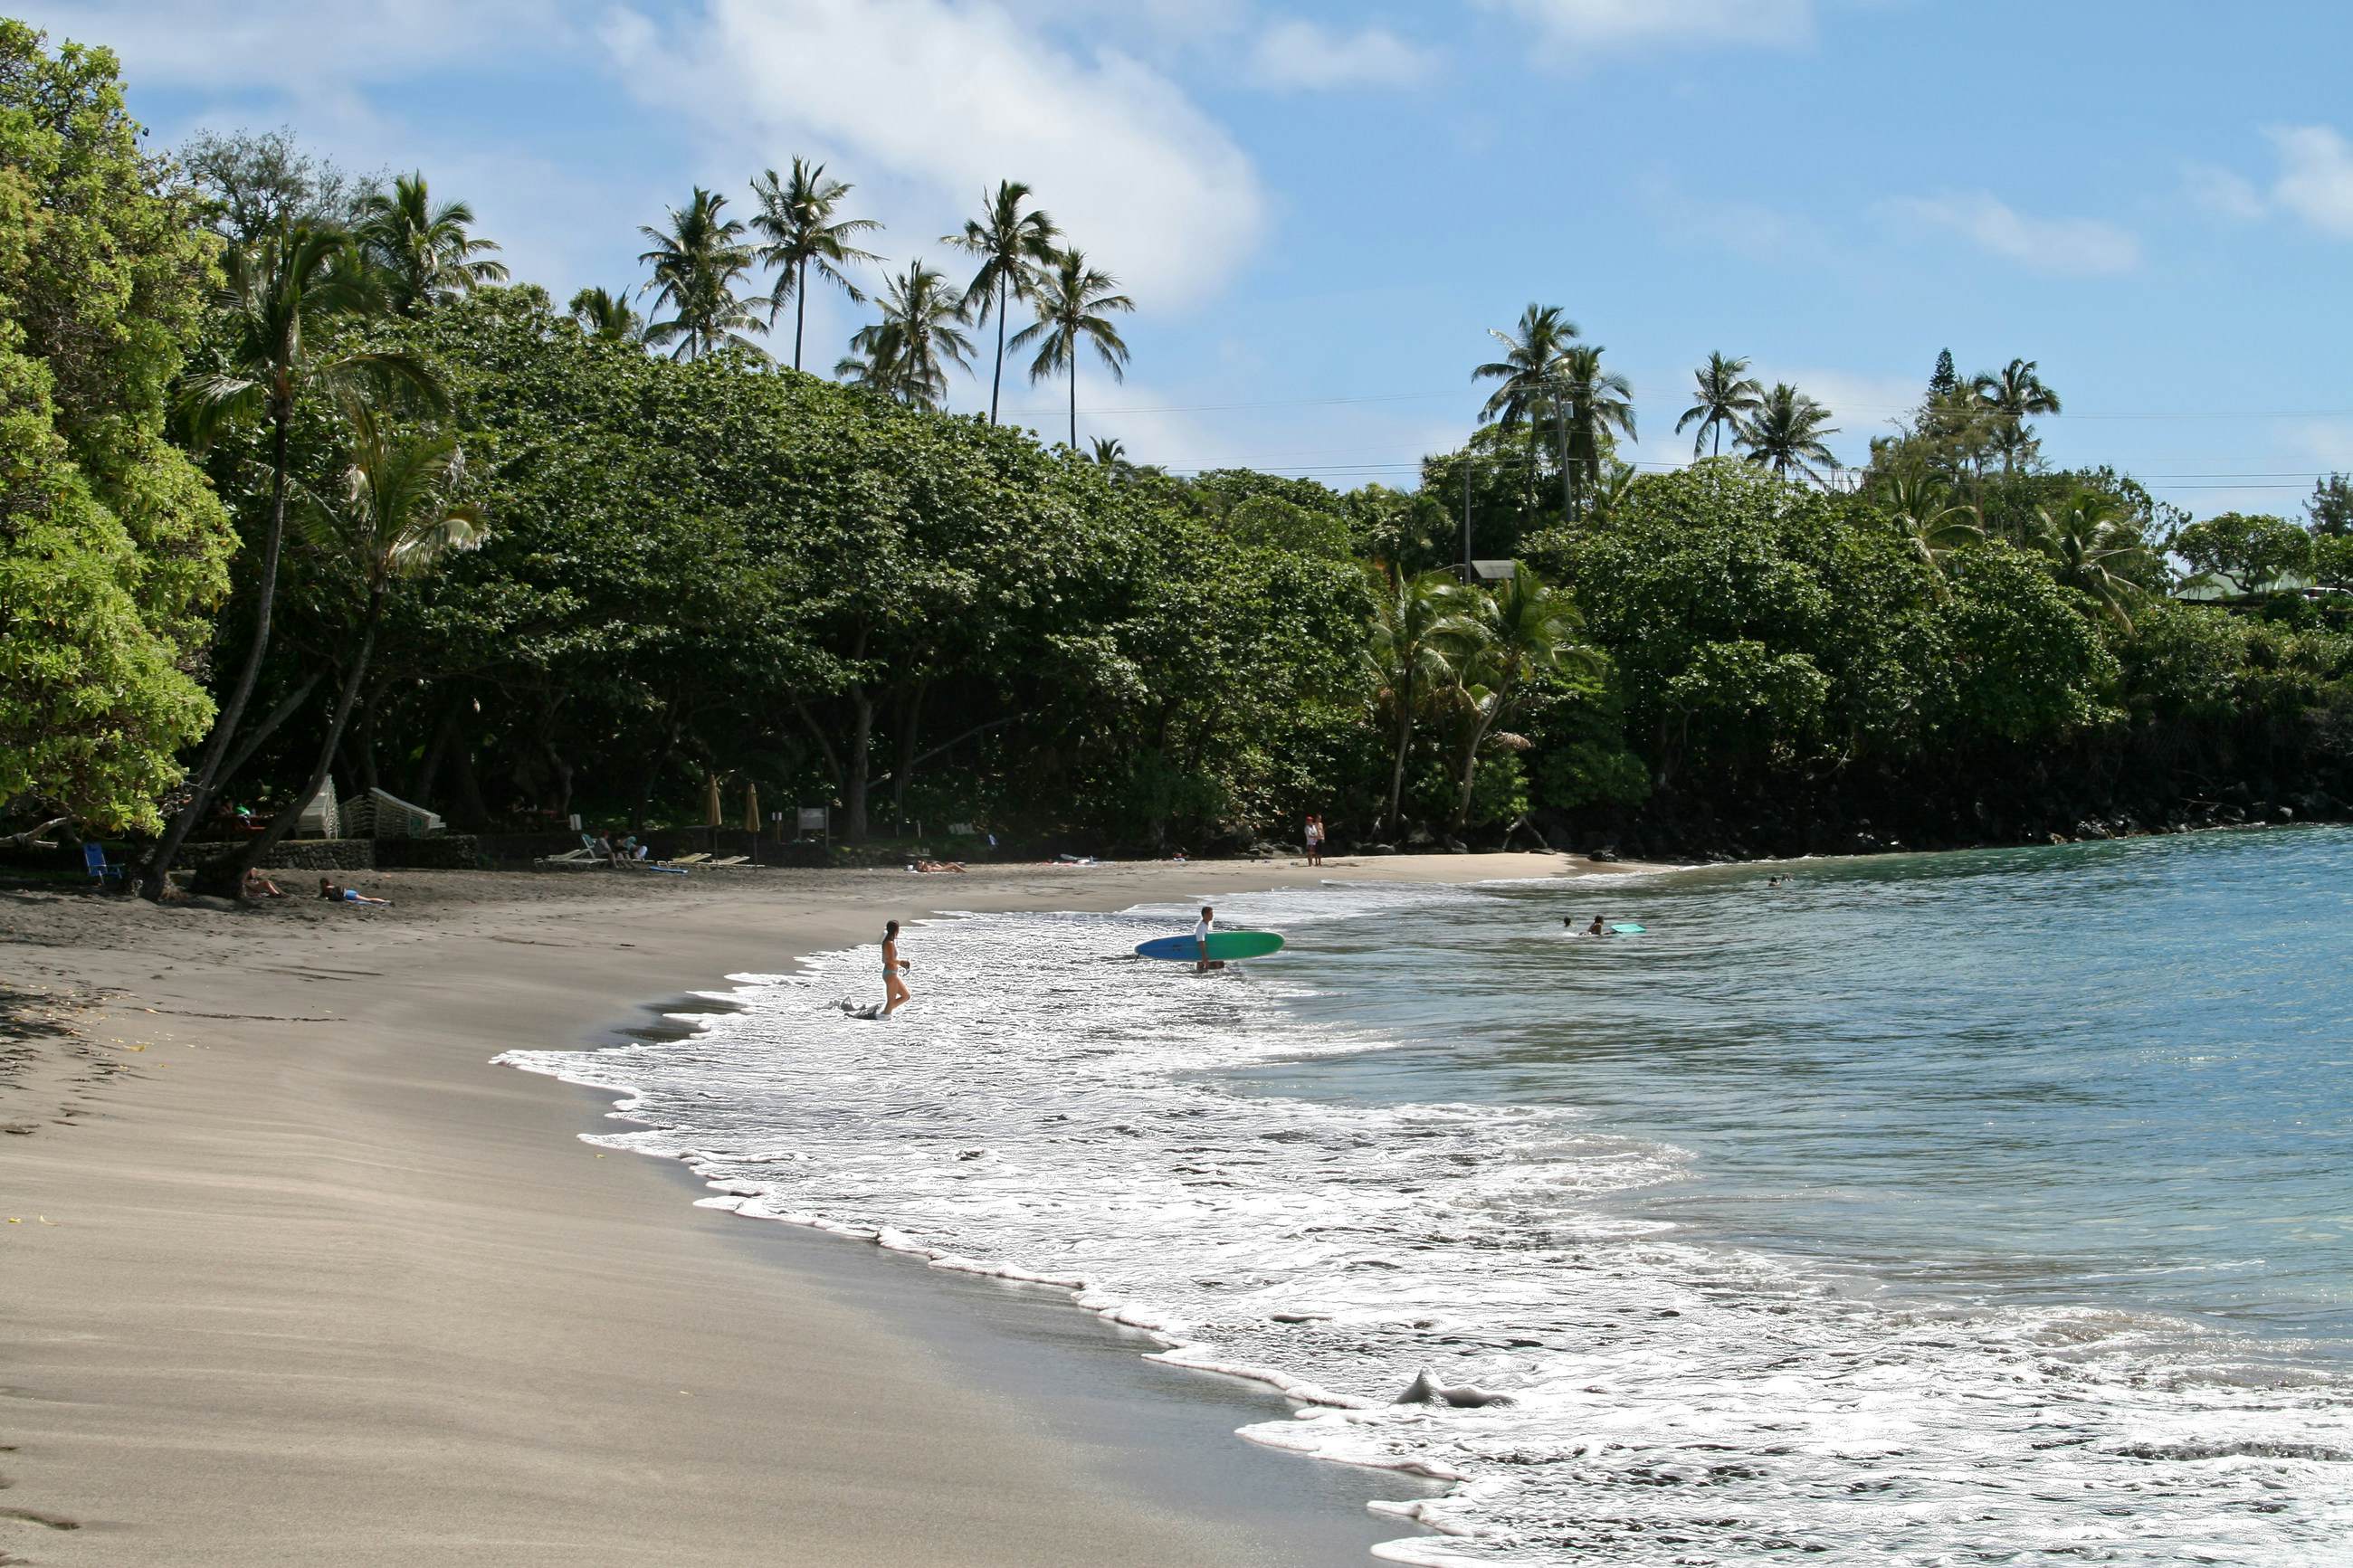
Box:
[1010,248,1133,448]
[1879,468,1983,594]
[748,159,881,373]
[1364,564,1474,832]
[838,261,973,411]
[138,223,446,899]
[1675,352,1764,459]
[1587,459,1640,524]
[1556,344,1635,520]
[638,187,765,361]
[1737,384,1839,481]
[1972,356,2061,476]
[353,172,508,311]
[567,285,645,345]
[207,417,485,898]
[1091,436,1126,466]
[945,180,1060,423]
[2030,491,2154,630]
[1472,303,1579,512]
[1444,563,1588,826]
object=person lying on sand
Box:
[318,878,392,908]
[910,860,967,873]
[243,869,287,898]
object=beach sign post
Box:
[797,805,829,851]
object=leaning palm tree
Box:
[1443,563,1589,827]
[1472,303,1579,511]
[1010,247,1133,448]
[840,261,973,411]
[1364,564,1474,832]
[944,180,1060,423]
[1675,352,1764,459]
[205,416,486,898]
[567,285,645,345]
[353,172,508,311]
[748,159,882,373]
[1556,344,1636,521]
[1737,384,1840,481]
[638,187,765,361]
[2030,491,2154,631]
[137,223,446,900]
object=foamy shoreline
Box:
[0,851,1630,1564]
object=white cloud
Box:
[11,1,576,97]
[2266,124,2353,238]
[1883,191,2141,276]
[1245,18,1435,90]
[602,0,1266,309]
[1643,177,1829,265]
[1479,0,1813,54]
[2182,161,2266,222]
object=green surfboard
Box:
[1135,931,1287,962]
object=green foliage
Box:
[0,21,233,829]
[2169,511,2316,594]
[1409,750,1528,829]
[2309,474,2353,539]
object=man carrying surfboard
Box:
[1194,906,1224,973]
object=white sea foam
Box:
[499,889,2353,1564]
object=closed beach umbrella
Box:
[743,781,761,833]
[705,774,722,827]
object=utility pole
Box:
[1462,454,1472,579]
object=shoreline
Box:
[0,851,1635,1565]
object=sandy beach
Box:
[1,851,1634,1566]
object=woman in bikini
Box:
[881,919,913,1017]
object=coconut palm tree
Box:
[1472,303,1579,511]
[1974,357,2061,477]
[1674,352,1764,459]
[838,261,973,411]
[2030,491,2155,631]
[944,180,1060,424]
[1556,344,1636,520]
[567,285,645,345]
[137,223,447,900]
[638,187,765,361]
[748,159,882,374]
[1737,384,1840,481]
[353,172,508,311]
[1443,563,1589,826]
[1364,564,1474,832]
[1879,468,1984,594]
[1011,247,1133,448]
[206,416,486,898]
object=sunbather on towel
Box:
[243,868,287,898]
[318,878,392,908]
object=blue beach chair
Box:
[83,841,127,885]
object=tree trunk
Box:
[1068,357,1077,450]
[1384,677,1415,831]
[1454,707,1498,829]
[794,261,808,373]
[357,694,380,795]
[413,695,462,809]
[203,589,381,899]
[139,403,294,898]
[450,735,491,830]
[842,686,874,841]
[990,280,1006,424]
[214,668,325,799]
[889,680,927,820]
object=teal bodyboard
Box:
[1610,922,1645,934]
[1135,931,1287,962]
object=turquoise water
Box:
[1253,825,2353,1357]
[511,824,2353,1562]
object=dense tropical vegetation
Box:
[5,23,2351,899]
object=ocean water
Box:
[501,825,2353,1564]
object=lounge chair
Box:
[82,841,127,884]
[536,834,603,867]
[668,852,712,866]
[706,855,749,867]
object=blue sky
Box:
[23,0,2353,518]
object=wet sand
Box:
[0,852,1636,1565]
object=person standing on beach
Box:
[1193,906,1224,973]
[881,920,913,1017]
[1304,814,1323,867]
